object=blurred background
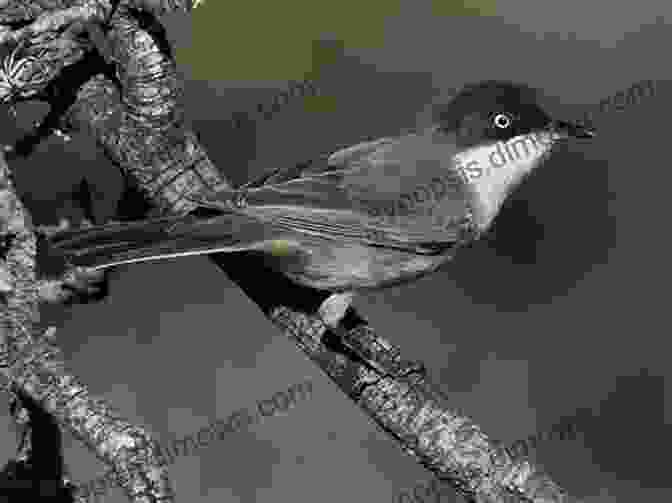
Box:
[1,0,671,502]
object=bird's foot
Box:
[339,325,426,379]
[318,293,426,379]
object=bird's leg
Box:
[317,292,355,328]
[318,293,426,379]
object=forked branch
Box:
[1,1,582,502]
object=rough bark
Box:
[0,148,175,503]
[1,1,582,503]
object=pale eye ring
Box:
[493,113,512,129]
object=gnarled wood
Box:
[1,1,582,502]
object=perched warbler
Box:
[40,80,594,376]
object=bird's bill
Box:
[549,119,596,139]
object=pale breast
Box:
[457,131,555,230]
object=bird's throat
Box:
[458,132,554,230]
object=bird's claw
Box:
[318,294,426,378]
[337,324,427,379]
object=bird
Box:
[38,81,594,376]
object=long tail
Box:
[42,209,275,273]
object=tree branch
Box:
[0,146,176,503]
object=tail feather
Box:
[45,210,271,271]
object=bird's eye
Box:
[493,113,512,129]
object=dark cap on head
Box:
[435,81,542,123]
[432,80,594,146]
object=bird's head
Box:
[433,80,594,145]
[431,80,595,230]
